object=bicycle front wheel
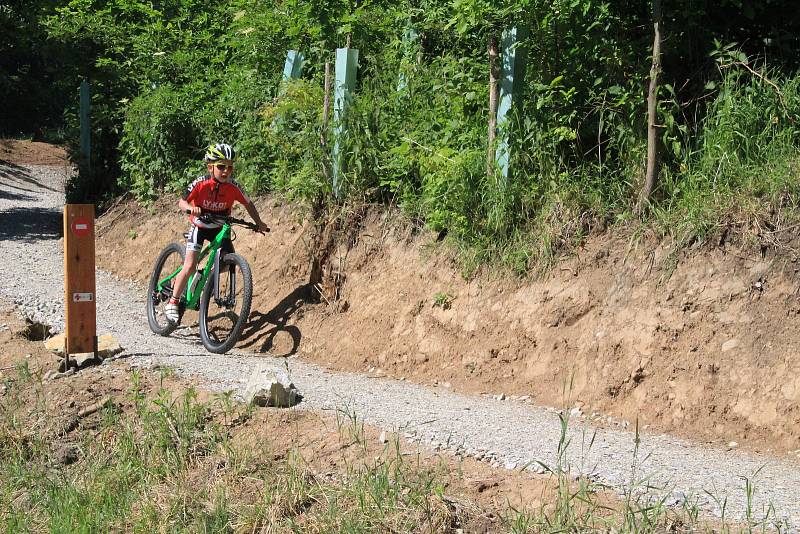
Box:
[147,242,185,336]
[199,253,253,354]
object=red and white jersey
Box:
[183,175,251,228]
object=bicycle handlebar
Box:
[184,209,269,233]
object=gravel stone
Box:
[4,164,800,525]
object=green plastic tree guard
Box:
[397,22,419,92]
[79,79,91,176]
[282,50,305,81]
[274,50,305,126]
[495,26,528,181]
[332,48,359,198]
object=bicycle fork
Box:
[213,253,237,308]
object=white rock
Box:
[72,352,99,368]
[721,339,739,353]
[728,441,738,449]
[242,364,301,408]
[378,431,387,444]
[530,464,546,474]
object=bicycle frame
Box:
[156,222,232,311]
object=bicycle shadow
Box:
[239,284,313,357]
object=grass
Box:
[0,366,474,532]
[0,362,792,532]
[432,292,454,310]
[429,67,800,280]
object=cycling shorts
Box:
[186,224,234,255]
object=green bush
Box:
[250,78,327,202]
[196,68,281,191]
[655,67,800,241]
[19,0,800,270]
[119,84,205,199]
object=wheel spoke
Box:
[147,244,185,336]
[204,269,242,343]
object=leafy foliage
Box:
[119,84,205,199]
[7,0,800,268]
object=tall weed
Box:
[655,68,800,243]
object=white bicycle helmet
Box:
[204,143,236,162]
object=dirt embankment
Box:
[96,195,800,456]
[0,139,68,166]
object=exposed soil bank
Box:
[0,139,68,165]
[96,196,800,456]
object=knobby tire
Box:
[198,253,253,354]
[147,242,185,336]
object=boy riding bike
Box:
[165,143,269,324]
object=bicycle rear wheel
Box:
[147,243,185,336]
[199,253,252,353]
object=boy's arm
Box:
[244,202,270,233]
[178,198,201,215]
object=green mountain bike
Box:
[147,213,265,354]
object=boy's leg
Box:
[166,251,198,323]
[166,229,202,323]
[170,251,199,304]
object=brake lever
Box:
[185,209,223,225]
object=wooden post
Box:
[640,0,663,208]
[309,62,334,288]
[495,26,528,182]
[321,62,332,179]
[79,80,91,178]
[63,204,97,366]
[332,47,359,198]
[487,35,499,178]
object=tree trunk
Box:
[319,61,331,176]
[310,62,334,289]
[639,0,663,209]
[487,35,499,178]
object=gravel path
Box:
[2,162,799,527]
